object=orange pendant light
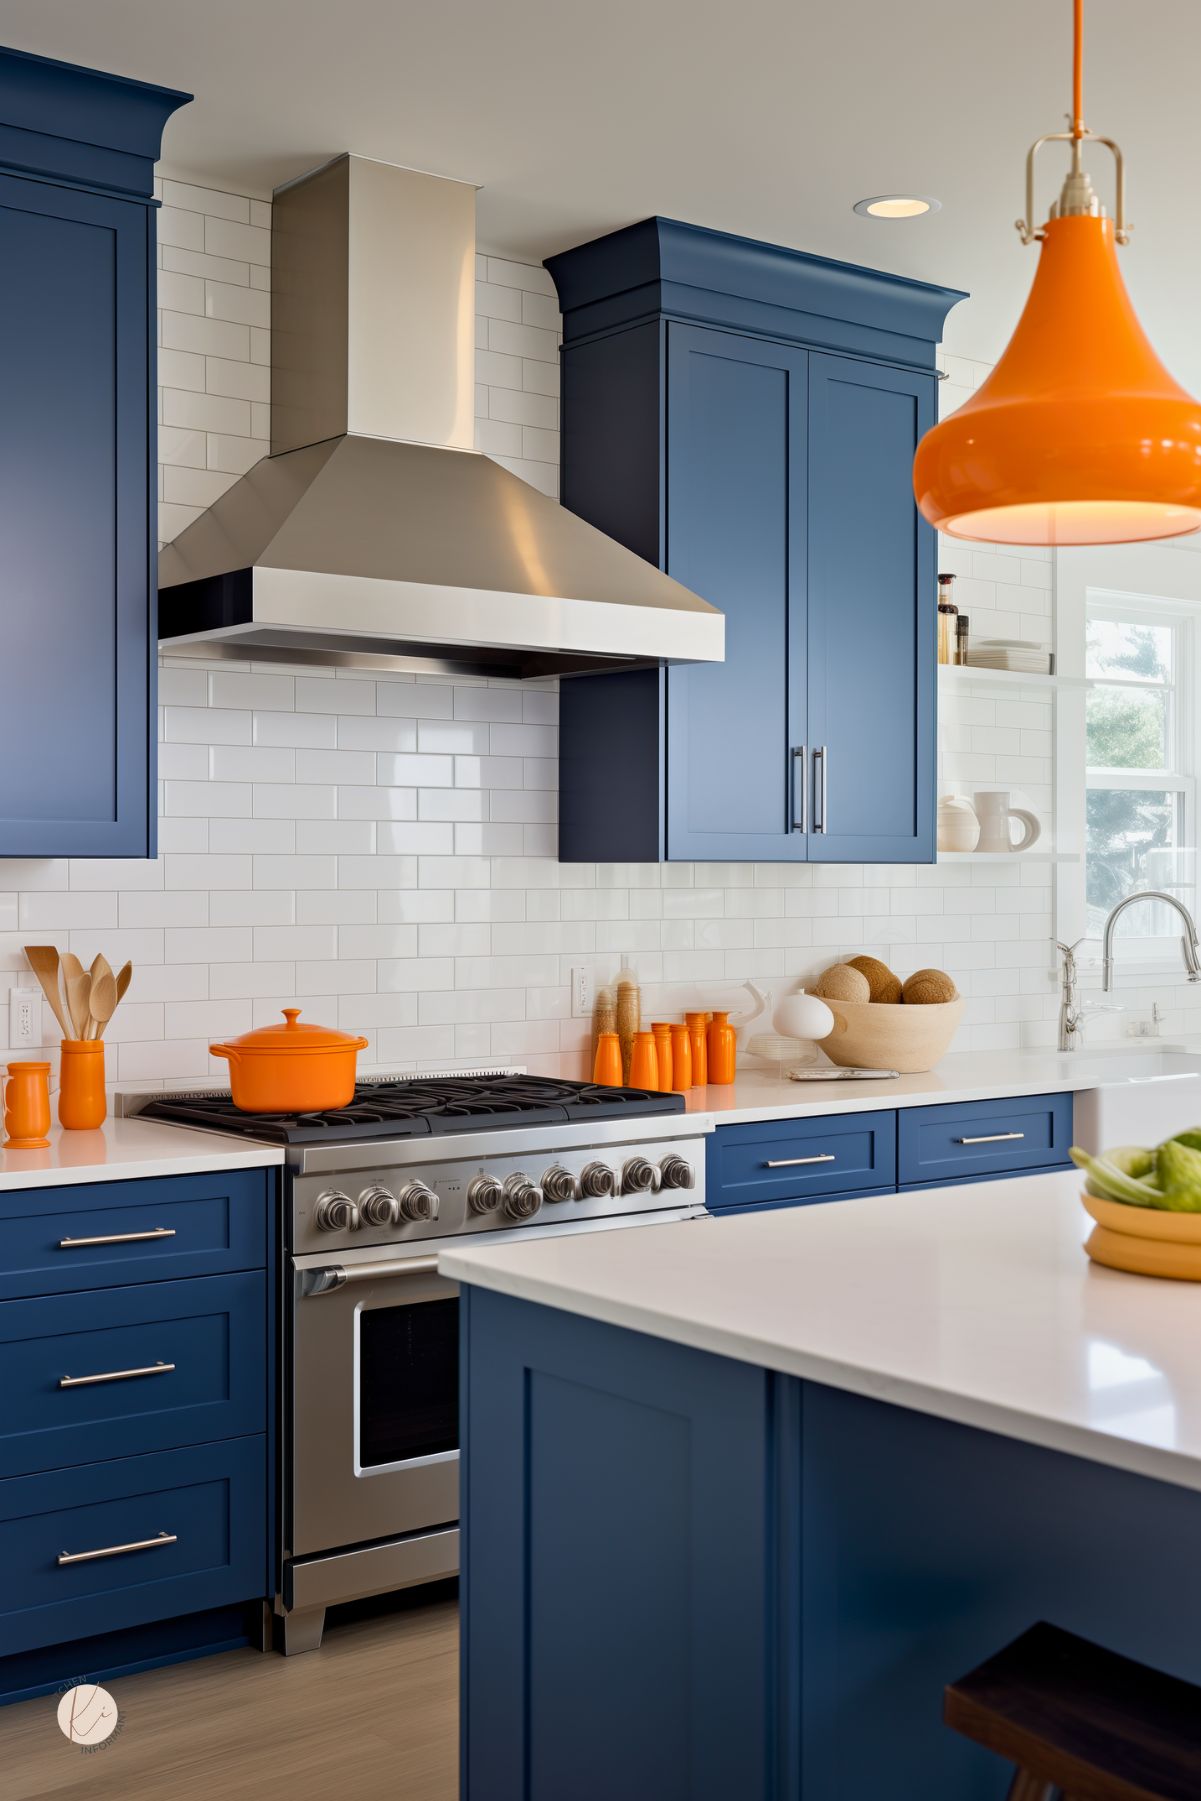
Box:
[913,0,1201,547]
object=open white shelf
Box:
[936,850,1080,864]
[938,663,1083,693]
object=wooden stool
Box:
[945,1621,1201,1801]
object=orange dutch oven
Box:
[210,1008,369,1113]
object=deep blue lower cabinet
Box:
[460,1290,1201,1801]
[705,1095,1073,1214]
[0,1167,275,1703]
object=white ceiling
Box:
[4,0,1201,380]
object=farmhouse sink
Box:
[1068,1047,1201,1153]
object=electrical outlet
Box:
[571,965,595,1019]
[9,986,40,1049]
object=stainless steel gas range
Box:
[125,1074,709,1653]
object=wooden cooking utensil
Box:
[66,976,93,1042]
[88,966,118,1039]
[114,962,132,1005]
[23,945,72,1039]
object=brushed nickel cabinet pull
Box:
[57,1530,177,1567]
[764,1153,836,1167]
[813,746,829,834]
[954,1131,1026,1145]
[792,746,807,833]
[59,1361,175,1390]
[58,1227,176,1249]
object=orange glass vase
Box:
[592,1031,623,1088]
[651,1023,673,1093]
[629,1031,659,1092]
[4,1060,52,1148]
[686,1013,708,1087]
[669,1024,691,1093]
[707,1011,736,1085]
[59,1040,107,1130]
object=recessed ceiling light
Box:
[853,194,941,219]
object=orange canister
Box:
[58,1040,107,1130]
[686,1012,708,1087]
[651,1023,673,1093]
[4,1060,52,1148]
[592,1031,623,1087]
[669,1023,691,1092]
[629,1031,659,1092]
[707,1010,736,1085]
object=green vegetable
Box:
[1154,1139,1201,1212]
[1170,1128,1201,1154]
[1069,1145,1161,1208]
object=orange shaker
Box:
[707,1010,736,1085]
[686,1012,708,1087]
[592,1031,623,1088]
[651,1022,673,1093]
[669,1023,692,1093]
[4,1060,52,1149]
[629,1031,659,1092]
[59,1040,107,1130]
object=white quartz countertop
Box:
[686,1044,1196,1125]
[441,1170,1201,1492]
[0,1116,284,1192]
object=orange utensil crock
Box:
[4,1060,52,1148]
[210,1009,369,1113]
[58,1040,106,1130]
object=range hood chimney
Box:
[158,156,723,678]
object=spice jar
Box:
[937,572,958,665]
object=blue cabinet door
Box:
[0,172,154,856]
[664,324,808,861]
[806,353,937,863]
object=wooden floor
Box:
[0,1593,458,1801]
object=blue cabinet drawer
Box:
[898,1093,1073,1187]
[0,1170,268,1300]
[707,1111,896,1211]
[0,1436,266,1657]
[0,1273,265,1479]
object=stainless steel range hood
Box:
[158,156,723,678]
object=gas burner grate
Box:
[137,1072,686,1145]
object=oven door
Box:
[291,1254,460,1558]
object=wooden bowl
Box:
[1081,1189,1201,1280]
[820,997,963,1073]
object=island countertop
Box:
[441,1169,1201,1492]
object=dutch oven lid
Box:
[218,1008,368,1054]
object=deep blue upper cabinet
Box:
[548,219,963,863]
[0,48,189,858]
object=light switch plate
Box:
[571,965,594,1019]
[9,986,40,1049]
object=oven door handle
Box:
[301,1254,443,1296]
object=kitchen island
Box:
[444,1171,1201,1800]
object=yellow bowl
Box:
[1081,1189,1201,1280]
[820,997,963,1074]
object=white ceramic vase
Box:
[973,790,1041,853]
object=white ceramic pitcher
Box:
[972,790,1041,854]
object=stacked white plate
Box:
[965,638,1053,674]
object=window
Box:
[1085,599,1196,955]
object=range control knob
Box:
[659,1155,695,1191]
[314,1190,360,1233]
[359,1185,399,1227]
[397,1181,439,1223]
[621,1155,660,1195]
[541,1165,578,1204]
[579,1161,617,1199]
[503,1173,543,1221]
[467,1175,503,1216]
